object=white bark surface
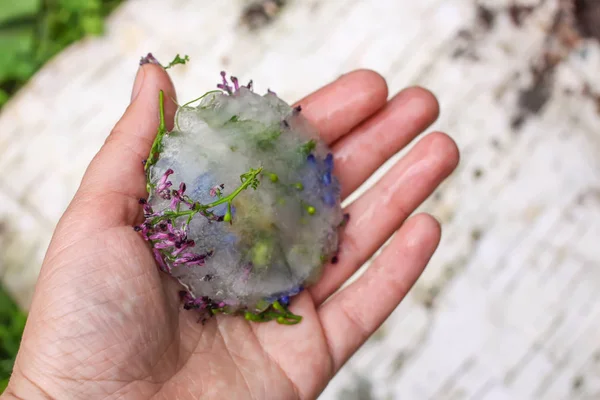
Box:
[1,0,599,398]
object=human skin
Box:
[2,64,459,400]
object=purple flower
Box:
[322,171,332,186]
[157,169,174,199]
[148,231,171,241]
[134,222,152,240]
[173,250,213,267]
[141,200,156,217]
[218,71,234,94]
[139,53,160,66]
[231,76,240,91]
[180,291,208,310]
[217,71,254,95]
[153,249,169,272]
[170,182,189,210]
[324,153,334,169]
[134,167,220,274]
[209,184,224,197]
[172,240,195,256]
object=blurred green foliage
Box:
[0,285,27,393]
[0,0,123,108]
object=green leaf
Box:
[0,0,41,25]
[80,13,104,35]
[0,89,8,107]
[0,377,9,394]
[163,54,189,69]
[299,139,316,157]
[0,27,36,81]
[58,0,102,13]
[255,129,281,150]
[0,285,26,386]
[0,0,125,111]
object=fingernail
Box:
[131,66,146,103]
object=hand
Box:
[3,64,458,400]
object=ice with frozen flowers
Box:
[136,70,346,324]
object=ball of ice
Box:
[141,74,343,316]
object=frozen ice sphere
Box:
[138,73,344,319]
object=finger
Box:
[309,132,459,305]
[319,213,441,371]
[332,87,440,198]
[71,63,177,228]
[294,69,388,144]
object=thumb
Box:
[70,61,177,229]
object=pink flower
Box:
[172,240,195,256]
[217,71,233,94]
[209,184,224,197]
[230,76,240,91]
[157,169,174,199]
[170,182,187,210]
[153,249,169,272]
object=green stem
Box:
[145,90,167,192]
[203,167,263,209]
[175,90,222,130]
[181,90,222,109]
[245,301,303,325]
[149,167,263,225]
[162,54,189,69]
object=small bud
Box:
[322,171,332,186]
[269,173,279,182]
[325,153,334,170]
[140,53,160,66]
[231,76,240,91]
[306,206,316,215]
[294,182,304,191]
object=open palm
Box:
[3,64,458,400]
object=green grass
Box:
[0,286,27,393]
[0,0,124,109]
